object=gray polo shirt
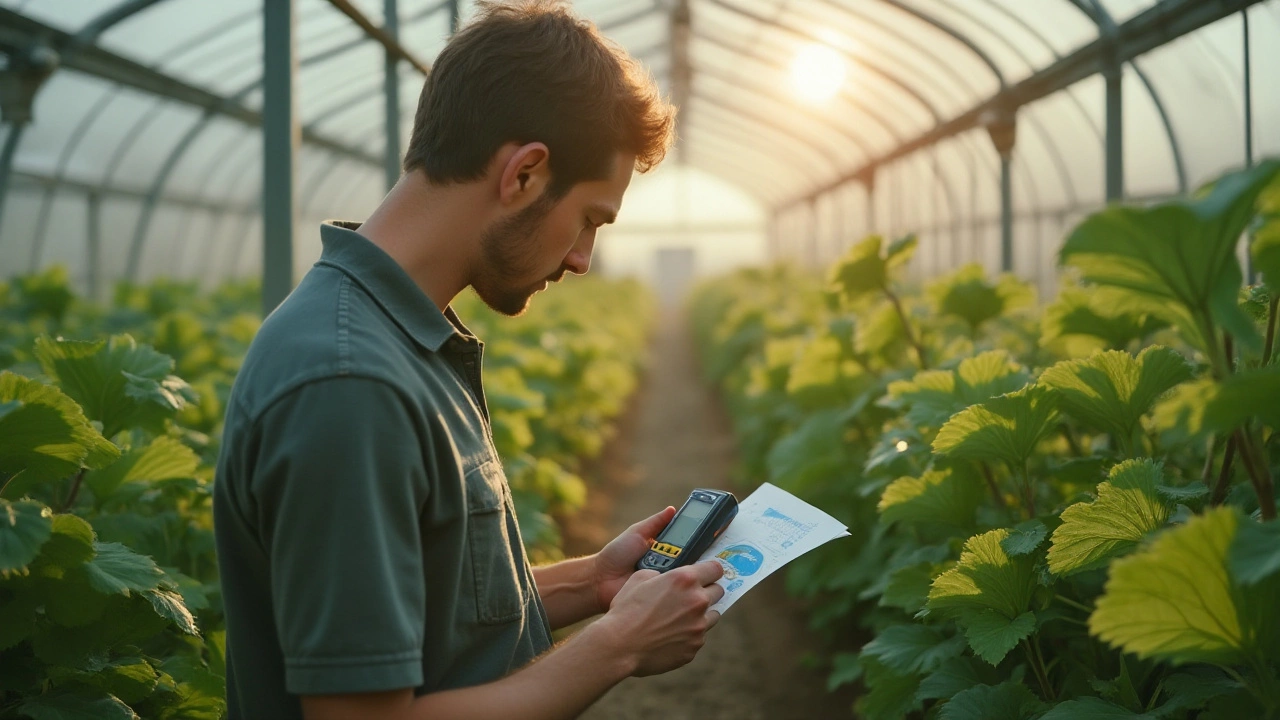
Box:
[213,221,553,720]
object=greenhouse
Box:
[2,0,1279,718]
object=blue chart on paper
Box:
[717,544,765,577]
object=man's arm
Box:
[302,561,725,720]
[532,507,676,630]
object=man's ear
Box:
[499,142,551,207]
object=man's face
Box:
[473,151,634,316]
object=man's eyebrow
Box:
[588,203,618,224]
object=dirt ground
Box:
[559,313,860,720]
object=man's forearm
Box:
[411,619,633,720]
[532,555,603,629]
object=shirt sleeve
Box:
[249,376,429,695]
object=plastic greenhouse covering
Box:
[1,0,1277,299]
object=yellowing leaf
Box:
[1048,459,1172,576]
[878,467,984,532]
[932,385,1059,468]
[928,529,1036,665]
[1089,507,1275,666]
[1039,347,1193,445]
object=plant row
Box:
[690,160,1280,719]
[0,271,652,718]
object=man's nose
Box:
[564,233,595,275]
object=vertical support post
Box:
[670,0,691,165]
[984,109,1017,274]
[262,0,298,316]
[383,0,401,191]
[1104,63,1124,203]
[861,168,876,237]
[0,123,24,243]
[806,199,818,271]
[448,0,461,34]
[1243,9,1255,283]
[87,191,101,303]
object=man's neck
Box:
[355,171,486,311]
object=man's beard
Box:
[472,193,567,317]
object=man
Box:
[212,2,725,719]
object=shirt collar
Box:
[316,220,476,353]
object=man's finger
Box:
[689,560,725,586]
[628,569,661,585]
[630,506,676,539]
[704,609,722,630]
[703,581,726,605]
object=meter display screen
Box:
[661,498,713,547]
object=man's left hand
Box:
[592,507,676,613]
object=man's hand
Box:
[592,506,676,613]
[595,561,725,676]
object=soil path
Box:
[562,313,858,720]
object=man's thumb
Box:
[633,506,676,539]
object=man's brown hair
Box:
[403,0,675,198]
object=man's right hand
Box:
[595,560,725,676]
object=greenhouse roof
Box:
[1,0,1277,294]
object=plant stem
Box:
[1020,458,1036,518]
[1211,434,1238,506]
[1265,296,1279,366]
[1055,594,1095,614]
[1023,638,1054,701]
[1236,429,1277,520]
[59,469,87,513]
[979,461,1006,509]
[882,285,928,369]
[1060,424,1083,457]
[1202,435,1219,485]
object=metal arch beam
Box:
[690,31,906,147]
[73,0,166,44]
[772,0,977,117]
[872,0,1007,88]
[683,126,811,200]
[12,169,255,216]
[323,0,431,75]
[699,0,943,124]
[784,0,1260,209]
[683,100,842,179]
[1069,0,1188,194]
[684,68,877,163]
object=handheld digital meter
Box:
[636,489,738,573]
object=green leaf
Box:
[766,408,847,489]
[1152,668,1238,717]
[1156,481,1210,502]
[856,300,908,359]
[929,529,1035,620]
[1200,364,1280,432]
[0,591,42,650]
[932,385,1060,468]
[916,657,986,702]
[1047,459,1172,576]
[17,691,137,720]
[1000,519,1048,557]
[90,657,158,706]
[82,542,164,595]
[0,372,119,492]
[34,335,195,438]
[1249,174,1280,287]
[884,350,1030,428]
[962,609,1036,666]
[860,624,966,675]
[1059,160,1280,354]
[0,498,52,577]
[857,658,921,720]
[1039,698,1158,719]
[928,264,1034,331]
[1089,507,1269,665]
[41,514,97,568]
[143,588,199,636]
[826,652,863,692]
[85,436,201,501]
[1041,287,1168,349]
[881,562,937,613]
[1039,347,1193,444]
[829,235,915,303]
[1229,518,1280,586]
[939,681,1045,720]
[878,467,984,532]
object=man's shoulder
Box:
[229,266,423,423]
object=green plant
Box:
[691,160,1280,718]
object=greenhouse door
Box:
[654,247,696,307]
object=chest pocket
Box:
[465,458,525,625]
